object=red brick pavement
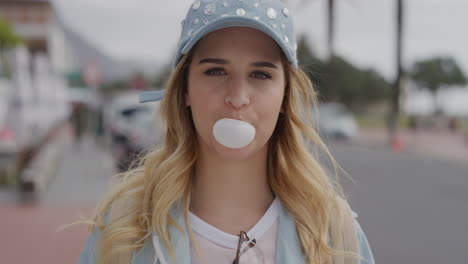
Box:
[0,204,95,264]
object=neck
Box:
[189,141,274,235]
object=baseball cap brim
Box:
[139,90,165,103]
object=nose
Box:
[224,78,250,110]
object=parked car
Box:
[106,92,163,171]
[317,103,358,140]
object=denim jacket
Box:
[79,201,375,264]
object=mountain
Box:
[52,4,162,83]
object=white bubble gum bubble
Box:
[213,118,256,149]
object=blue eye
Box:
[250,71,272,80]
[204,68,226,76]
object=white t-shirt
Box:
[189,198,281,264]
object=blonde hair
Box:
[88,52,351,264]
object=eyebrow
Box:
[198,58,228,65]
[198,58,279,69]
[251,61,278,69]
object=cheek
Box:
[187,87,219,134]
[189,82,219,111]
[255,89,284,132]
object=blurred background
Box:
[0,0,467,263]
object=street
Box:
[1,134,467,263]
[329,141,468,264]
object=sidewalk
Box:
[0,125,115,263]
[354,128,468,162]
[0,205,93,264]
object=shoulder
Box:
[330,197,375,264]
[78,203,127,264]
[79,227,101,264]
[353,215,375,264]
[79,171,147,263]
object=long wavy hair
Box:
[88,50,348,264]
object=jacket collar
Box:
[135,200,305,264]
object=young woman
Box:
[80,0,375,263]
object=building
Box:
[0,0,51,53]
[0,0,77,75]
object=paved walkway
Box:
[42,134,115,204]
[0,126,116,264]
[0,205,94,264]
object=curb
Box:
[20,124,69,194]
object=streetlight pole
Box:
[327,0,335,61]
[388,0,404,150]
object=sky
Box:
[53,0,468,81]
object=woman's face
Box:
[186,27,286,161]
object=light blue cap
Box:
[140,0,298,103]
[176,0,298,67]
